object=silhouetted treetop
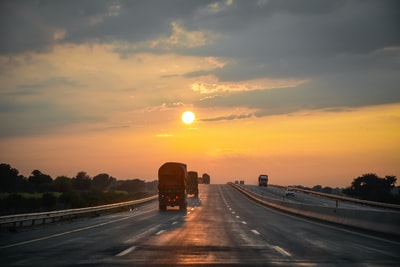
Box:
[343,173,397,203]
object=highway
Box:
[1,184,399,266]
[246,185,388,210]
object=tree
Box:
[0,163,27,192]
[72,171,91,191]
[115,179,145,194]
[53,176,73,192]
[92,173,116,192]
[28,170,53,192]
[42,192,57,210]
[312,185,323,192]
[343,173,397,203]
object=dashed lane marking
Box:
[156,230,166,235]
[273,245,292,257]
[251,229,260,235]
[0,208,157,249]
[116,246,136,257]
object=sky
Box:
[1,0,399,188]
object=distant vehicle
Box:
[285,187,295,197]
[258,174,268,187]
[187,171,199,197]
[158,162,188,211]
[239,180,245,185]
[234,180,239,184]
[202,173,210,184]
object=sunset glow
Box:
[182,111,195,125]
[1,1,399,188]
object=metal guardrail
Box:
[269,184,400,211]
[230,183,400,236]
[0,195,158,228]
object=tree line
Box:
[1,163,399,215]
[299,173,399,204]
[0,163,158,215]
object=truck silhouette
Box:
[187,171,199,197]
[158,162,188,211]
[202,173,210,184]
[258,174,268,187]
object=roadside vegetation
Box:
[296,173,399,204]
[0,163,157,216]
[1,163,399,216]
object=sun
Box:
[181,111,195,124]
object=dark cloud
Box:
[200,113,252,122]
[0,97,104,137]
[197,71,400,120]
[0,0,214,54]
[1,0,399,127]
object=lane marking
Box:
[172,221,178,225]
[250,193,400,246]
[241,221,247,224]
[0,208,157,249]
[251,229,260,235]
[116,245,136,257]
[156,230,166,235]
[236,215,240,219]
[273,245,292,257]
[123,224,161,244]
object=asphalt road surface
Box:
[246,185,389,210]
[1,184,399,266]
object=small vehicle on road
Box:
[285,187,295,197]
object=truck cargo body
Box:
[158,162,187,211]
[258,174,268,187]
[187,171,199,197]
[202,173,210,184]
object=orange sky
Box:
[2,103,399,188]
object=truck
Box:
[258,174,268,187]
[202,173,210,184]
[158,162,187,211]
[186,171,199,197]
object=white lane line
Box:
[124,224,161,244]
[231,211,235,214]
[172,221,178,225]
[273,245,292,257]
[251,229,260,235]
[241,221,247,224]
[0,208,157,249]
[236,215,240,218]
[116,245,136,257]
[156,230,166,235]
